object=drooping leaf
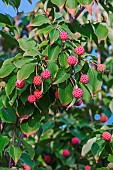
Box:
[53,69,70,84]
[78,0,93,5]
[5,74,16,96]
[94,23,108,41]
[0,135,9,154]
[48,45,61,61]
[0,64,15,78]
[9,146,22,164]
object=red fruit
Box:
[59,32,68,41]
[33,76,42,86]
[75,99,82,106]
[41,70,51,79]
[102,132,112,141]
[28,95,36,103]
[34,89,43,99]
[55,90,59,99]
[44,155,51,164]
[100,115,108,123]
[80,74,89,84]
[85,165,91,170]
[97,64,106,73]
[75,46,85,56]
[16,80,25,89]
[23,164,31,170]
[72,88,83,98]
[62,149,70,157]
[71,137,80,145]
[67,56,78,66]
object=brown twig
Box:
[70,7,85,24]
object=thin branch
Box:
[70,7,85,24]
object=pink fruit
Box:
[72,88,83,98]
[75,99,82,106]
[71,137,80,145]
[44,155,51,164]
[100,115,108,123]
[97,64,106,73]
[16,80,25,89]
[41,70,51,79]
[23,164,31,170]
[102,132,112,141]
[85,165,91,170]
[33,76,42,86]
[55,90,59,99]
[34,89,43,99]
[59,32,68,41]
[67,56,78,66]
[62,149,70,157]
[28,95,36,103]
[80,74,89,84]
[75,46,85,56]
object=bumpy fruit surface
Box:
[28,95,36,103]
[102,132,112,141]
[97,64,106,73]
[23,164,31,170]
[34,89,43,99]
[59,32,68,41]
[16,80,25,89]
[75,46,85,56]
[62,149,70,157]
[67,56,78,66]
[33,75,42,86]
[85,165,91,170]
[41,70,51,79]
[55,90,59,99]
[100,115,108,123]
[80,74,89,84]
[44,155,51,164]
[75,99,82,106]
[72,88,83,98]
[71,137,80,145]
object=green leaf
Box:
[20,152,34,168]
[17,63,36,81]
[88,68,102,93]
[14,58,35,68]
[11,0,21,8]
[58,81,73,105]
[96,168,108,170]
[53,69,70,84]
[5,74,16,96]
[59,53,69,69]
[91,139,105,158]
[0,135,9,153]
[0,106,17,123]
[47,60,58,78]
[94,23,108,41]
[42,121,54,133]
[30,14,50,26]
[18,38,36,51]
[81,137,97,157]
[48,45,61,61]
[66,0,78,9]
[21,140,35,160]
[0,64,15,78]
[0,13,12,26]
[9,146,22,164]
[78,0,93,5]
[50,29,59,44]
[108,155,113,163]
[51,0,66,8]
[0,30,18,46]
[80,83,91,102]
[20,112,41,137]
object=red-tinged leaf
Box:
[19,115,31,123]
[66,7,76,18]
[84,2,93,15]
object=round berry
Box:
[97,64,106,73]
[85,165,91,170]
[33,76,42,86]
[67,56,78,66]
[100,115,108,123]
[41,70,51,79]
[75,99,82,106]
[55,90,59,99]
[62,149,70,157]
[102,132,112,141]
[23,164,31,170]
[72,88,83,98]
[44,155,51,164]
[34,89,43,99]
[71,137,80,145]
[59,32,68,41]
[80,74,89,84]
[28,95,36,103]
[75,46,85,56]
[16,80,25,89]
